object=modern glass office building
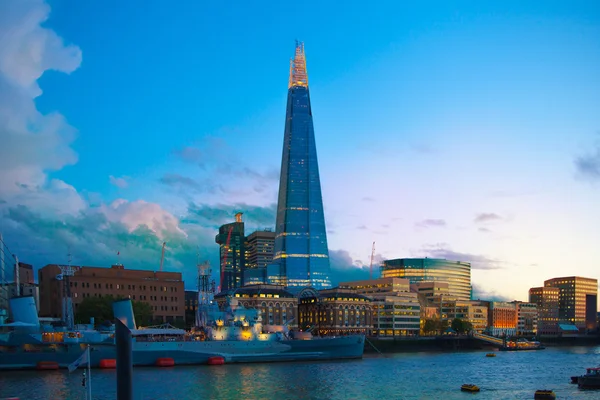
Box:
[381,258,472,301]
[544,276,598,330]
[215,213,245,291]
[270,42,332,291]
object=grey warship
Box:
[0,294,364,370]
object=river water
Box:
[1,346,599,399]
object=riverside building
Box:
[297,287,372,336]
[439,299,488,333]
[268,42,332,291]
[381,258,472,301]
[544,276,598,331]
[529,286,560,335]
[339,278,420,336]
[513,301,538,336]
[487,301,517,336]
[38,264,184,324]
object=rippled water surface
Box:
[2,346,600,399]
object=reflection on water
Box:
[2,347,600,400]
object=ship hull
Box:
[0,335,365,370]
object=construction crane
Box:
[159,242,166,271]
[369,242,376,280]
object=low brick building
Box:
[38,264,185,325]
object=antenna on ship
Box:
[57,248,76,330]
[196,257,215,328]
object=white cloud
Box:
[100,199,186,239]
[0,0,82,204]
[109,175,129,189]
[0,0,82,95]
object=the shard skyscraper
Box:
[268,42,332,291]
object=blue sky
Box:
[1,0,599,301]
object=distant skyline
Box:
[0,0,599,302]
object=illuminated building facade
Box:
[529,286,559,335]
[438,299,488,333]
[544,276,598,331]
[243,230,275,286]
[487,301,517,336]
[214,284,297,326]
[340,278,420,336]
[410,281,450,302]
[298,287,372,336]
[215,213,245,291]
[270,42,331,291]
[513,301,538,336]
[339,277,411,295]
[381,258,471,301]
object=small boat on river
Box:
[577,367,600,389]
[461,384,480,392]
[499,338,544,351]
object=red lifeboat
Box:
[99,359,116,369]
[36,361,59,370]
[155,357,175,367]
[207,356,225,366]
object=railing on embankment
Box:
[472,332,504,346]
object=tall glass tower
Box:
[270,42,332,291]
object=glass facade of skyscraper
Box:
[271,42,331,291]
[215,219,245,291]
[544,276,598,330]
[381,258,472,301]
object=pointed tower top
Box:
[288,41,308,88]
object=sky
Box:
[0,0,599,301]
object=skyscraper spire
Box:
[288,41,308,88]
[271,42,331,291]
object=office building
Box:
[529,286,560,335]
[298,287,372,336]
[381,258,472,301]
[487,301,517,336]
[438,299,488,333]
[340,278,420,336]
[215,213,246,291]
[270,42,332,291]
[544,276,598,331]
[339,277,411,295]
[38,264,184,324]
[513,301,538,336]
[410,281,450,302]
[243,230,275,285]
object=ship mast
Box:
[196,255,215,327]
[58,250,76,330]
